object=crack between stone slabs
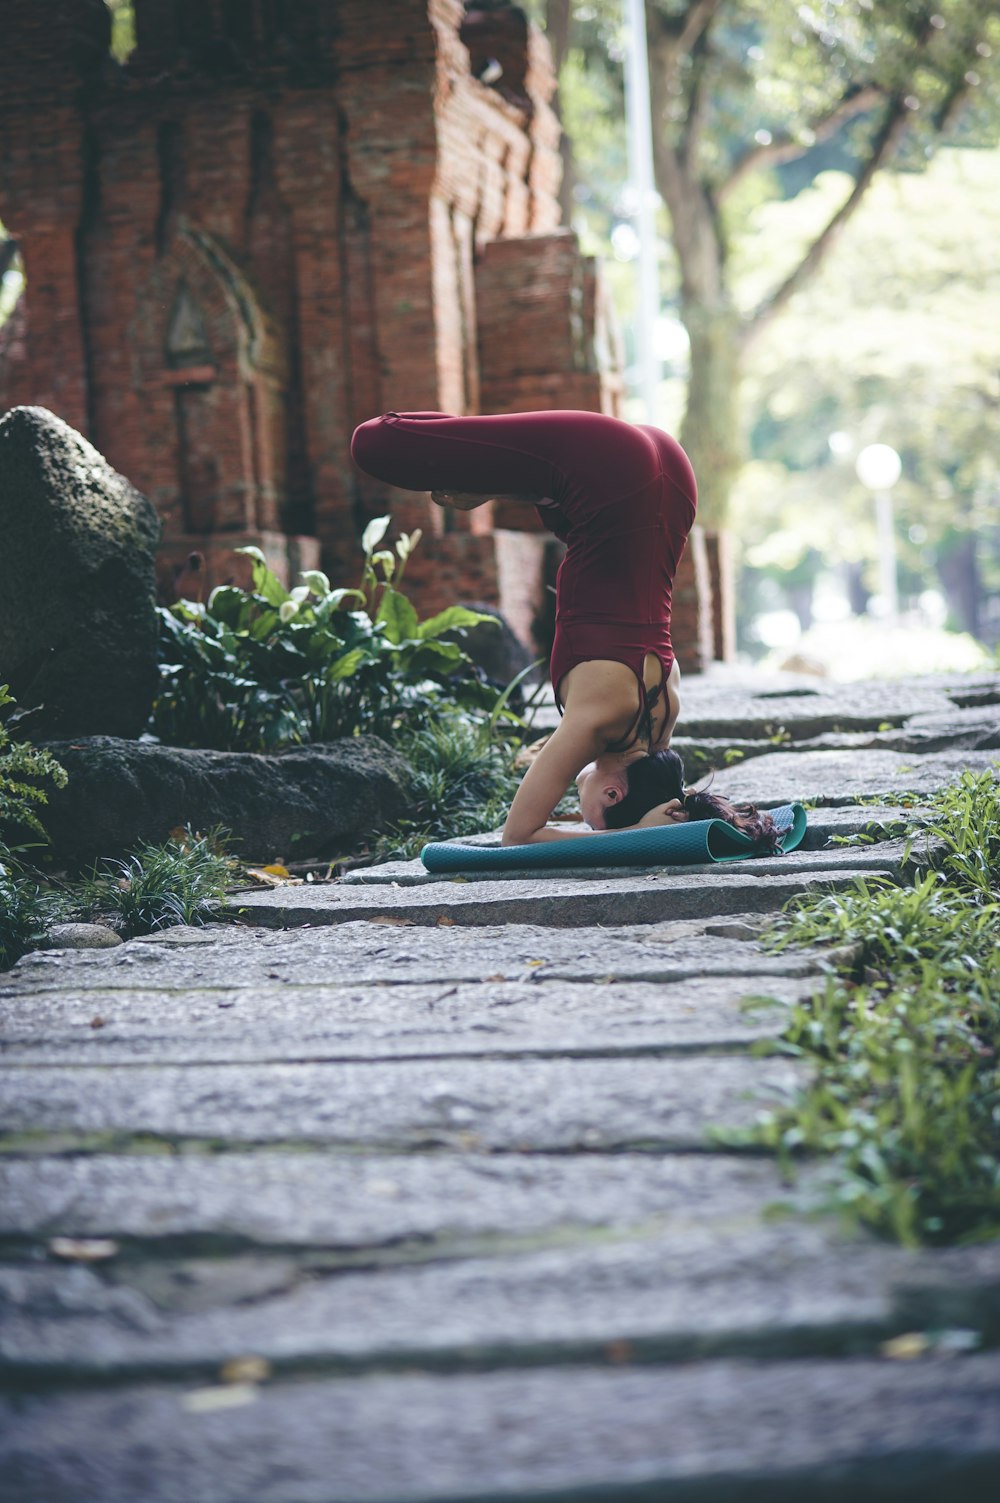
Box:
[0,1039,784,1068]
[0,965,818,993]
[0,1213,680,1280]
[0,1317,961,1396]
[0,1132,790,1160]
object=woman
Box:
[351,409,779,852]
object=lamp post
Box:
[623,0,661,422]
[855,443,902,624]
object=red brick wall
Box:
[1,3,688,671]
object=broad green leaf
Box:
[327,648,366,683]
[376,588,421,645]
[361,515,390,554]
[403,639,466,671]
[234,545,289,607]
[206,586,252,629]
[418,606,496,640]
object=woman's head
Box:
[601,748,783,854]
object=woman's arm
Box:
[501,716,607,845]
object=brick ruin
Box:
[0,0,713,669]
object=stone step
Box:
[220,864,888,929]
[0,1054,810,1155]
[2,1202,997,1381]
[4,1356,999,1503]
[713,746,1000,807]
[2,920,850,992]
[0,974,816,1065]
[0,1150,807,1252]
[673,705,1000,761]
[340,836,920,887]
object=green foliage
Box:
[0,686,68,852]
[740,770,1000,1246]
[375,717,522,861]
[917,764,1000,903]
[151,524,499,752]
[87,829,237,938]
[0,864,61,970]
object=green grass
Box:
[86,829,238,938]
[0,864,63,969]
[374,717,521,861]
[744,768,1000,1247]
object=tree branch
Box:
[674,0,725,57]
[743,95,914,351]
[682,28,715,172]
[718,83,885,202]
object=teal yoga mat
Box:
[421,802,807,873]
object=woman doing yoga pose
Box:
[351,409,779,851]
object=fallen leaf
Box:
[245,865,300,883]
[605,1339,634,1364]
[90,1016,106,1029]
[245,866,303,888]
[48,1237,120,1262]
[219,1354,272,1385]
[436,915,456,926]
[880,1332,928,1360]
[181,1383,259,1414]
[369,915,413,926]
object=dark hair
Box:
[603,749,685,829]
[604,749,783,855]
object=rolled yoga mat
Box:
[421,802,807,873]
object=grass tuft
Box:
[87,829,237,938]
[0,863,63,970]
[375,717,521,861]
[742,768,1000,1247]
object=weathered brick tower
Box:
[1,0,717,664]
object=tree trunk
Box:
[544,0,575,226]
[936,532,981,637]
[677,303,743,529]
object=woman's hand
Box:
[635,799,688,827]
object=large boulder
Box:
[0,406,161,737]
[37,736,414,862]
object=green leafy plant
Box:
[0,686,68,851]
[151,523,500,752]
[735,770,1000,1246]
[375,715,522,860]
[0,863,62,970]
[87,829,237,938]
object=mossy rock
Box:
[0,406,161,737]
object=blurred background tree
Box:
[527,0,999,664]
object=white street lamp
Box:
[856,443,902,624]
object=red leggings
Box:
[351,410,697,722]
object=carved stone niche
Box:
[134,221,319,599]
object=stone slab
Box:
[3,1357,1000,1503]
[0,1151,807,1250]
[0,974,817,1064]
[712,748,1000,807]
[220,864,887,927]
[340,837,918,887]
[2,1211,998,1379]
[677,688,955,740]
[0,1054,809,1153]
[2,921,837,991]
[673,709,1000,778]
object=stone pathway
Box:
[2,668,999,1502]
